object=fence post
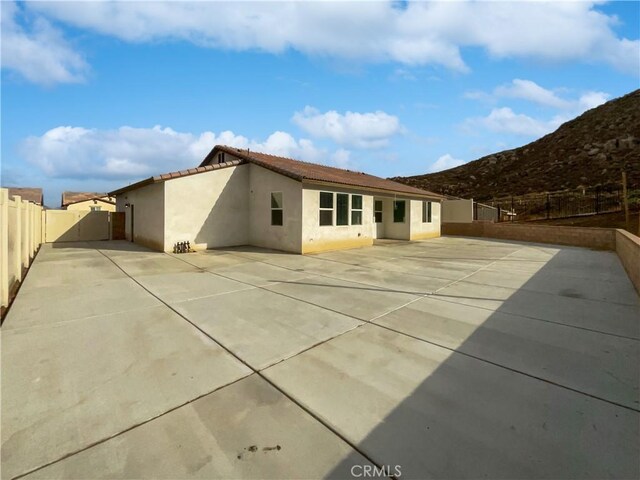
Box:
[622,172,630,232]
[22,200,30,268]
[13,195,22,283]
[1,189,9,308]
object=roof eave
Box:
[302,179,445,200]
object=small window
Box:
[393,200,405,223]
[374,200,383,223]
[217,152,225,164]
[351,195,363,225]
[336,193,349,226]
[90,206,102,211]
[319,192,333,226]
[422,201,432,223]
[271,192,283,226]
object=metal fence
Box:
[487,186,624,222]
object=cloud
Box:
[475,79,610,111]
[292,106,402,149]
[19,125,327,181]
[0,1,87,85]
[23,1,640,77]
[464,107,562,137]
[429,153,465,173]
[462,79,611,138]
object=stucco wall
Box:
[410,200,442,240]
[442,199,473,223]
[44,210,110,242]
[249,165,302,253]
[301,184,374,253]
[164,165,250,251]
[116,182,165,251]
[615,229,640,294]
[66,198,116,212]
[382,197,411,240]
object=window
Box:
[351,195,363,225]
[90,206,102,211]
[271,192,283,226]
[336,193,349,226]
[422,201,432,223]
[374,200,383,223]
[217,152,225,164]
[393,200,405,223]
[319,192,333,226]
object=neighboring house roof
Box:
[7,187,43,205]
[110,145,444,199]
[61,192,115,208]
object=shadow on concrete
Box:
[318,245,640,479]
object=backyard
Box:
[2,237,639,479]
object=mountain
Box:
[393,89,640,201]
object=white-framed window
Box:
[319,192,333,226]
[351,195,363,225]
[336,193,349,226]
[90,206,102,211]
[374,200,383,223]
[422,201,432,223]
[393,200,406,223]
[271,192,283,226]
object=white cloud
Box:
[0,2,87,85]
[23,1,640,77]
[429,153,465,173]
[462,79,611,138]
[464,107,564,137]
[19,125,327,180]
[292,106,402,149]
[331,149,352,169]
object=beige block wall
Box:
[66,198,116,212]
[301,184,374,253]
[442,199,473,223]
[441,222,617,250]
[164,164,250,251]
[116,182,165,251]
[615,229,640,294]
[44,210,110,242]
[250,165,303,253]
[410,200,442,240]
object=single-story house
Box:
[6,187,43,206]
[110,145,445,254]
[61,192,116,212]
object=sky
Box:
[1,1,639,207]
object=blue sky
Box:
[2,1,639,207]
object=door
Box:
[374,199,384,238]
[130,204,135,242]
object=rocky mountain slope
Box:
[393,89,640,201]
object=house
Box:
[110,145,445,254]
[61,192,116,212]
[6,187,43,206]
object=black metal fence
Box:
[487,186,624,222]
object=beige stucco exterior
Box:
[164,164,250,251]
[66,197,116,212]
[116,182,165,251]
[44,210,110,242]
[441,198,474,223]
[115,163,442,254]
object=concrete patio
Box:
[1,237,639,479]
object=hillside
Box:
[393,89,640,201]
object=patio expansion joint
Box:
[10,374,253,480]
[173,248,640,412]
[88,248,389,477]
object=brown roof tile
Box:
[62,191,115,207]
[205,146,444,199]
[7,187,43,205]
[110,148,443,199]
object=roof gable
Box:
[202,145,444,199]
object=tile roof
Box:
[204,146,444,199]
[110,146,444,199]
[61,192,115,208]
[7,187,43,205]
